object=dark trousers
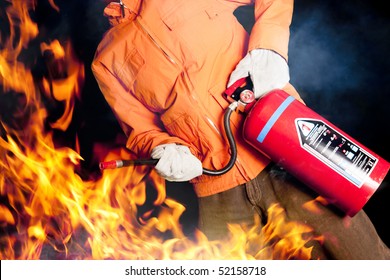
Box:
[198,164,390,259]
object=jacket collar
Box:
[103,0,142,26]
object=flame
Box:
[0,0,322,260]
[302,196,329,215]
[40,39,84,131]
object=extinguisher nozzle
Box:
[99,160,124,170]
[99,158,159,170]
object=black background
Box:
[1,0,389,249]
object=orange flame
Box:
[40,39,84,131]
[0,0,321,260]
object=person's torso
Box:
[95,0,270,195]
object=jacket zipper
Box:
[134,18,178,66]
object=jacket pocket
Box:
[115,47,145,91]
[161,0,233,62]
[163,112,213,160]
[161,0,209,29]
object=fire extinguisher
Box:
[224,77,390,217]
[100,77,390,217]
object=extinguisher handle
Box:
[224,77,255,113]
[224,77,248,97]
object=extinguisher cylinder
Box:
[243,90,390,216]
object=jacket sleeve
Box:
[247,0,302,101]
[249,0,294,61]
[91,60,188,158]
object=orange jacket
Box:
[92,0,301,197]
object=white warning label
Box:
[295,118,377,187]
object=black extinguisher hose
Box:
[99,102,238,176]
[202,101,238,176]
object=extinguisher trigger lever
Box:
[224,77,255,113]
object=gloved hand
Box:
[151,143,203,182]
[228,49,290,99]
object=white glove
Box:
[228,49,290,99]
[151,143,203,182]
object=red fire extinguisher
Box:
[100,77,389,217]
[225,77,390,217]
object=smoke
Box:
[288,2,390,158]
[289,12,362,94]
[290,2,390,98]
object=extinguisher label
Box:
[295,119,377,187]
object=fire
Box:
[0,0,320,260]
[40,39,84,131]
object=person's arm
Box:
[249,0,294,61]
[228,0,302,101]
[91,60,188,159]
[92,54,202,181]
